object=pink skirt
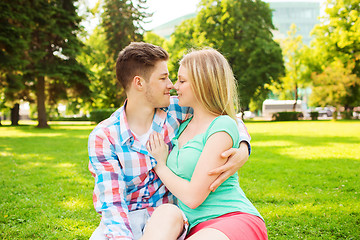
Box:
[185,212,268,240]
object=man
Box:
[88,42,251,240]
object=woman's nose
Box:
[174,81,179,90]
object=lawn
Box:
[0,120,359,239]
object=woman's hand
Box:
[146,132,169,168]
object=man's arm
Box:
[88,129,133,240]
[208,118,251,191]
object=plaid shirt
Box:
[88,96,251,239]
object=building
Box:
[269,1,321,45]
[262,99,307,120]
[151,1,321,45]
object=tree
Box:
[167,0,284,112]
[309,60,360,114]
[1,0,91,128]
[102,0,150,61]
[309,0,360,109]
[81,0,150,109]
[0,1,33,125]
[276,24,308,110]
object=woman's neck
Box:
[190,104,219,127]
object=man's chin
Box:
[156,100,170,108]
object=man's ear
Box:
[133,76,145,90]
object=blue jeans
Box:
[90,208,187,240]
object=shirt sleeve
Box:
[88,128,133,240]
[236,117,251,155]
[205,116,240,148]
[166,96,193,122]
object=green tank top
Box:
[167,115,263,229]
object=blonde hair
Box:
[179,48,239,120]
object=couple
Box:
[88,42,267,240]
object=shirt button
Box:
[120,212,127,218]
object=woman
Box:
[142,48,267,240]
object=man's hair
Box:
[116,42,169,91]
[179,48,239,120]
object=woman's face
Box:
[175,65,196,107]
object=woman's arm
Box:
[208,141,249,191]
[147,132,233,209]
[207,117,251,191]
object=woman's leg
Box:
[186,228,229,240]
[140,203,185,240]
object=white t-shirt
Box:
[132,127,153,146]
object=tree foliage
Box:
[80,26,126,109]
[309,0,360,109]
[167,0,284,111]
[143,31,166,49]
[309,60,360,111]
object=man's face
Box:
[144,60,174,108]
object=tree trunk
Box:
[36,76,49,128]
[11,103,20,126]
[293,83,298,111]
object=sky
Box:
[81,0,200,31]
[82,0,325,33]
[143,0,200,30]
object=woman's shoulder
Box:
[210,115,237,129]
[205,115,240,146]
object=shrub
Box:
[310,111,319,120]
[49,116,89,121]
[341,111,353,120]
[272,111,302,121]
[90,109,116,123]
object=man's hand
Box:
[208,142,249,192]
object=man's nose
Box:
[167,78,174,89]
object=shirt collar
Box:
[118,100,168,146]
[119,100,134,145]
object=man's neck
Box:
[125,98,155,136]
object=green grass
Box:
[0,120,359,239]
[0,123,98,239]
[241,120,360,239]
